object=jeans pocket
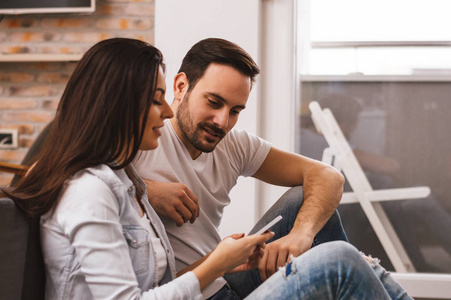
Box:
[123,227,150,275]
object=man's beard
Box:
[176,93,226,153]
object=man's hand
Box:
[258,232,313,281]
[144,180,199,226]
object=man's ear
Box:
[173,72,189,101]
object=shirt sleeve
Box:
[56,174,202,300]
[223,129,272,177]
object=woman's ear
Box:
[173,72,189,101]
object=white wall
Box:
[155,0,296,237]
[256,0,296,217]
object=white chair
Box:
[308,101,451,299]
[308,101,430,273]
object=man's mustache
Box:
[199,123,226,138]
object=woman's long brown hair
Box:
[2,38,164,217]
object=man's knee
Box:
[306,241,358,265]
[277,186,304,212]
[328,241,359,259]
[279,187,343,227]
[282,186,304,203]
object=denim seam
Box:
[59,246,75,300]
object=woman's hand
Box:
[215,233,267,274]
[192,231,274,290]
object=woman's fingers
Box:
[227,233,245,240]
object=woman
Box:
[3,38,411,300]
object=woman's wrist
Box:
[192,255,225,290]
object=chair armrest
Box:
[341,186,431,204]
[0,162,28,175]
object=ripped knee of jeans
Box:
[360,251,381,266]
[283,254,297,278]
[359,251,392,279]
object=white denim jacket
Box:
[40,164,202,300]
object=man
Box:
[133,38,347,299]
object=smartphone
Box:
[253,215,283,236]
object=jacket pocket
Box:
[123,227,150,275]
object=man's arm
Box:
[252,146,344,280]
[143,180,200,226]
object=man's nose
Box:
[212,109,229,129]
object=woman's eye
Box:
[153,100,162,105]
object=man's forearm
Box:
[290,165,344,237]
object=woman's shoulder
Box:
[55,165,123,214]
[41,165,134,249]
[69,166,112,191]
[70,164,129,192]
[65,164,113,191]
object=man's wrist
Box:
[290,221,316,238]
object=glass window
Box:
[297,0,451,273]
[311,0,451,42]
[305,0,451,75]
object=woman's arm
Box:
[177,252,211,277]
[54,174,202,299]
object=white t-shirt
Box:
[133,119,271,297]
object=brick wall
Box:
[0,0,155,187]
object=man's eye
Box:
[208,100,220,107]
[231,110,240,116]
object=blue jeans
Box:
[223,186,348,299]
[245,241,412,300]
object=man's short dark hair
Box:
[178,38,260,91]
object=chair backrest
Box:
[1,123,51,298]
[309,101,418,272]
[309,101,374,194]
[0,197,45,300]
